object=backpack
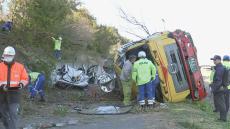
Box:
[222,67,230,87]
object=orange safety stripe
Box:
[0,81,18,85]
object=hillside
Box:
[1,1,230,129]
[0,0,127,83]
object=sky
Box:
[81,0,230,65]
[1,0,10,15]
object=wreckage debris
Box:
[52,64,116,93]
[76,105,133,115]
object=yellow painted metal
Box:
[147,32,190,102]
[115,32,190,102]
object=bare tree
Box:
[0,0,5,19]
[119,8,151,38]
[125,30,144,39]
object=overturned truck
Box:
[115,29,207,102]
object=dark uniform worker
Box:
[209,55,227,122]
[222,55,230,113]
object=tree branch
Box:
[125,31,144,39]
[119,8,151,36]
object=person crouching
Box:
[29,72,46,102]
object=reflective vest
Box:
[223,61,230,89]
[132,58,156,86]
[29,72,40,83]
[210,69,215,83]
[223,61,230,69]
[0,62,28,88]
[52,37,62,50]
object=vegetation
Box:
[0,0,127,81]
[53,105,68,116]
[168,100,230,129]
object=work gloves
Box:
[1,84,8,91]
[209,87,212,92]
[151,77,154,81]
[18,83,24,89]
[0,84,9,91]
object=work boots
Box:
[138,105,145,111]
[39,96,46,102]
[138,100,145,111]
[29,96,35,101]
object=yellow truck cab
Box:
[115,32,190,102]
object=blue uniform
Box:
[1,21,12,31]
[29,73,45,98]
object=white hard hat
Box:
[3,46,15,56]
[138,51,146,58]
[2,46,15,63]
[59,36,62,40]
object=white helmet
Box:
[59,36,62,40]
[138,51,146,58]
[2,46,15,63]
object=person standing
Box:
[120,55,136,106]
[51,36,62,60]
[29,72,46,102]
[210,55,227,122]
[132,51,156,107]
[210,65,218,112]
[0,46,29,129]
[222,55,230,112]
[153,70,162,102]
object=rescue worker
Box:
[210,55,227,122]
[120,55,137,106]
[29,72,46,102]
[0,46,29,129]
[1,21,13,31]
[51,36,62,60]
[153,70,162,102]
[210,66,218,112]
[132,51,156,107]
[222,55,230,112]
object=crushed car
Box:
[51,62,116,93]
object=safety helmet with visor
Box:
[2,46,16,63]
[138,51,146,58]
[223,55,230,61]
[58,36,62,40]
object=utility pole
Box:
[162,18,166,31]
[0,0,3,19]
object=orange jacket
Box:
[0,62,28,88]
